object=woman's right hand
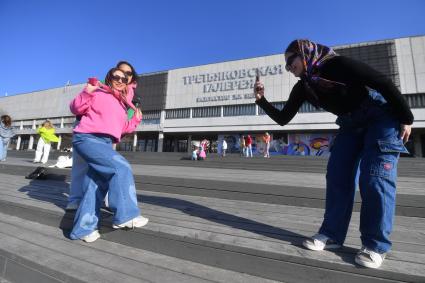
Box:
[135,108,142,120]
[254,81,265,100]
[85,83,99,94]
[400,124,412,144]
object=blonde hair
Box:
[43,120,53,129]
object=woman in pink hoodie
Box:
[69,67,148,243]
[66,61,139,211]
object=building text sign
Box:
[181,65,283,103]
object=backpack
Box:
[25,166,47,180]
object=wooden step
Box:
[0,175,424,282]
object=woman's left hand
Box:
[400,124,412,144]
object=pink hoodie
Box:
[70,84,141,142]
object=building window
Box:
[63,117,76,124]
[11,121,21,127]
[405,93,425,108]
[259,102,285,115]
[223,104,255,116]
[192,106,221,118]
[116,142,133,152]
[165,108,190,119]
[136,139,158,152]
[335,42,400,88]
[141,110,161,124]
[142,110,161,119]
[63,123,75,128]
[298,102,324,113]
[258,101,323,114]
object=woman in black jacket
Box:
[255,39,413,269]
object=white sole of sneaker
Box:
[355,257,382,269]
[81,230,100,243]
[303,240,341,251]
[112,217,149,229]
[133,217,149,228]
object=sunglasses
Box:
[285,54,300,71]
[122,71,133,77]
[112,75,128,84]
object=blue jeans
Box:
[319,92,408,254]
[70,133,140,239]
[67,149,87,206]
[246,145,253,157]
[0,137,9,160]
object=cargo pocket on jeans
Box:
[377,138,409,154]
[370,159,394,179]
[370,138,408,179]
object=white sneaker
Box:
[112,216,149,229]
[81,230,100,243]
[303,233,341,251]
[355,246,386,269]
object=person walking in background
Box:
[33,120,59,164]
[0,115,16,161]
[66,61,139,211]
[198,145,206,160]
[69,67,147,243]
[221,138,227,157]
[255,39,413,269]
[263,132,271,158]
[245,135,253,157]
[191,146,198,160]
[240,135,246,157]
[200,138,209,155]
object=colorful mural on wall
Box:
[217,133,335,157]
[286,133,334,157]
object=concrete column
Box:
[189,108,193,119]
[157,132,164,152]
[57,135,62,150]
[413,134,423,157]
[160,110,166,125]
[16,136,21,150]
[220,106,224,117]
[173,137,178,152]
[255,104,259,116]
[60,117,64,128]
[20,121,24,130]
[133,133,138,152]
[187,135,192,153]
[28,135,34,150]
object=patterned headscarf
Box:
[297,39,346,89]
[298,40,335,74]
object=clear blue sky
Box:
[1,0,424,96]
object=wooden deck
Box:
[0,152,424,282]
